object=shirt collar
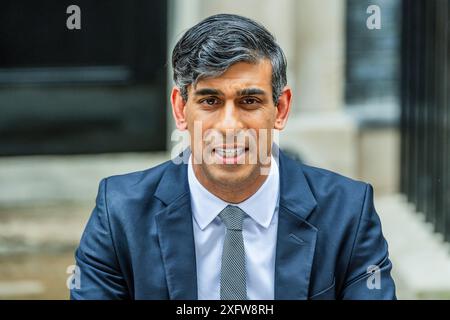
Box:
[188,154,280,230]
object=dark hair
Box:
[171,13,287,104]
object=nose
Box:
[215,101,243,133]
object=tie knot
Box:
[219,205,245,230]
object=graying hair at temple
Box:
[171,13,287,105]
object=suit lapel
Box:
[154,152,198,299]
[274,149,318,299]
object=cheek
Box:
[187,108,214,125]
[245,110,276,129]
[186,117,215,147]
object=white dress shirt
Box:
[188,154,280,300]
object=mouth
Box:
[212,145,249,164]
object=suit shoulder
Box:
[102,158,172,195]
[301,163,367,189]
[300,163,369,203]
[93,159,177,227]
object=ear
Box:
[274,86,292,130]
[171,86,188,131]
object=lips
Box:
[212,145,249,164]
[214,146,246,158]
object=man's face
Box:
[172,59,291,193]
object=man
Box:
[71,14,396,300]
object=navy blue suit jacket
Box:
[71,148,396,300]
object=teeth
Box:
[215,147,245,158]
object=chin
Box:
[206,164,258,188]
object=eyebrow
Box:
[193,88,224,96]
[194,87,267,97]
[236,88,267,96]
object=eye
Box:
[240,97,260,105]
[200,97,220,106]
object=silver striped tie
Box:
[219,205,247,300]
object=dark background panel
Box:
[345,0,401,106]
[0,0,167,155]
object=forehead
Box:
[194,59,272,92]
